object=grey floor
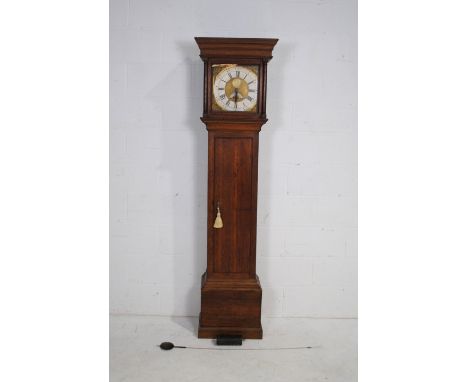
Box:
[110,315,357,382]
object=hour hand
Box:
[232,89,243,101]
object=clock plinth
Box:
[198,273,263,339]
[195,37,278,339]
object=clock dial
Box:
[212,64,258,112]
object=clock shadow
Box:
[138,40,206,334]
[156,41,207,335]
[255,41,292,316]
[178,43,207,335]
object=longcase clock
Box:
[195,37,278,339]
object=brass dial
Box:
[212,64,258,112]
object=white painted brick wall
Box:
[110,0,357,318]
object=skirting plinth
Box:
[198,273,263,339]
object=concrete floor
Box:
[110,315,357,382]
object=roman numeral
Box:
[243,73,248,79]
[248,80,255,85]
[236,70,240,77]
[228,73,233,79]
[218,87,224,91]
[220,94,226,100]
[226,99,230,106]
[247,96,253,102]
[248,88,256,93]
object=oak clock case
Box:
[195,37,278,340]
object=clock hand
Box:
[234,88,238,104]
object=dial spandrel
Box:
[212,64,258,112]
